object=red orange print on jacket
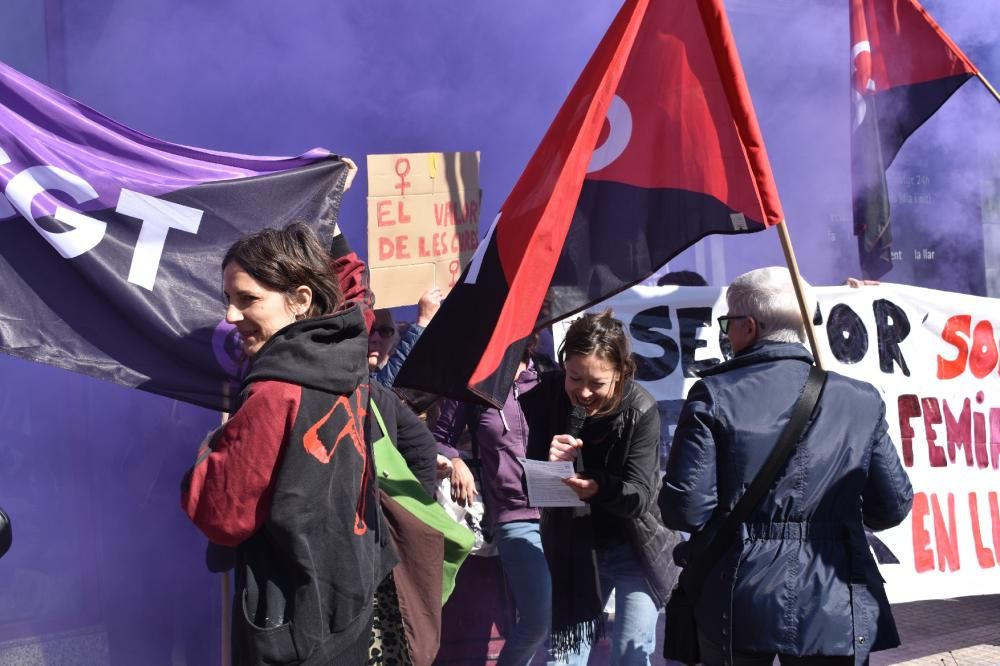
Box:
[302,387,372,535]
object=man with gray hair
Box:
[658,266,912,666]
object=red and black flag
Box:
[850,0,978,279]
[396,0,783,407]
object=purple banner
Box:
[0,61,350,410]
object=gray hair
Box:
[726,267,810,344]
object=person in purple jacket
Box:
[433,340,551,666]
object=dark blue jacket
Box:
[659,341,912,664]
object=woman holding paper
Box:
[524,311,681,666]
[433,336,553,666]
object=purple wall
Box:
[0,1,997,663]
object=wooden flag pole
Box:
[219,384,232,666]
[975,71,1000,105]
[776,221,825,370]
[221,568,231,666]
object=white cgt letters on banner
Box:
[554,283,1000,604]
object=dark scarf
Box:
[541,503,605,659]
[524,373,614,657]
[540,410,610,661]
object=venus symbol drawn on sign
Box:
[394,158,411,196]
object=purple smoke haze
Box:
[0,0,996,663]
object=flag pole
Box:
[219,383,232,666]
[975,72,1000,105]
[776,221,824,369]
[221,569,231,666]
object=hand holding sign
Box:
[417,287,443,327]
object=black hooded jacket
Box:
[183,304,386,665]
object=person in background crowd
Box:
[433,336,550,666]
[326,227,438,497]
[659,266,913,666]
[370,287,444,387]
[182,223,384,665]
[322,225,443,665]
[329,232,441,666]
[371,379,438,497]
[657,270,709,288]
[528,311,681,666]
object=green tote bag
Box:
[370,399,473,603]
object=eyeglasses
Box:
[370,326,396,339]
[717,315,751,335]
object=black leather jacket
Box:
[524,373,682,605]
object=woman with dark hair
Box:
[524,310,680,666]
[181,222,423,665]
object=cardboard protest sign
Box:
[367,152,481,308]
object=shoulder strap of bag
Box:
[683,364,827,596]
[369,396,390,437]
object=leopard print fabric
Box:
[368,573,412,666]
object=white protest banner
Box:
[559,283,1000,604]
[367,152,480,308]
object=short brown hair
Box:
[559,310,635,415]
[222,222,343,318]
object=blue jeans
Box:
[494,520,551,666]
[561,542,659,666]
